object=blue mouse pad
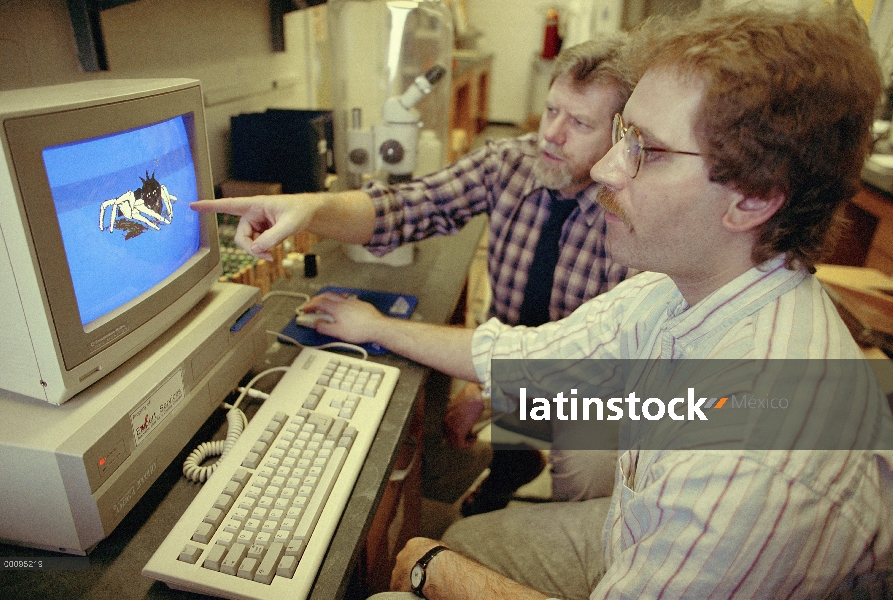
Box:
[280,286,419,355]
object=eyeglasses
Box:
[612,113,702,178]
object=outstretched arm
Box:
[391,538,549,600]
[303,293,478,382]
[190,190,376,260]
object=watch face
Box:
[411,564,424,588]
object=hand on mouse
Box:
[301,292,391,344]
[295,310,336,328]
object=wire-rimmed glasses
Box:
[611,113,702,178]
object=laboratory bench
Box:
[0,214,487,600]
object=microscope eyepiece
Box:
[425,65,447,85]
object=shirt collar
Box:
[662,255,806,347]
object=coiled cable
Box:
[182,366,289,483]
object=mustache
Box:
[596,187,631,227]
[539,141,567,161]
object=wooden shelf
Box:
[448,53,492,162]
[65,0,319,72]
[825,185,893,275]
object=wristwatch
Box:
[410,544,449,598]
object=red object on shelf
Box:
[542,8,560,59]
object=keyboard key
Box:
[203,507,224,529]
[238,557,259,580]
[284,538,305,557]
[221,543,248,575]
[255,542,285,584]
[293,447,347,541]
[273,529,291,545]
[276,553,300,579]
[202,543,227,571]
[223,479,243,496]
[191,522,213,544]
[242,451,261,469]
[261,520,278,534]
[244,518,261,533]
[237,530,255,546]
[222,518,241,535]
[178,544,202,564]
[213,493,234,512]
[307,413,333,435]
[231,467,251,485]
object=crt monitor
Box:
[0,79,221,405]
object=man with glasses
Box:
[194,38,636,513]
[308,3,893,599]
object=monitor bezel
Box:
[3,85,219,371]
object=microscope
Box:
[346,64,447,184]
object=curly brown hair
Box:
[629,3,882,272]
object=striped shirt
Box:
[364,133,633,325]
[471,256,893,598]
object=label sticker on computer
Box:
[130,370,185,447]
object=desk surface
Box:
[0,215,487,600]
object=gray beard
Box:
[532,155,573,191]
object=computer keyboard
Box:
[143,346,400,599]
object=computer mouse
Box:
[295,311,335,327]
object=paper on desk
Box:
[869,153,893,170]
[815,264,893,292]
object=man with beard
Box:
[298,3,893,599]
[194,37,635,513]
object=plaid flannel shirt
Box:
[364,133,632,325]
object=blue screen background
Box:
[42,115,201,326]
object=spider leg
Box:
[159,186,175,224]
[131,204,161,230]
[99,197,117,230]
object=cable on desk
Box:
[262,290,311,311]
[182,366,290,483]
[315,341,369,361]
[266,330,370,361]
[262,290,311,303]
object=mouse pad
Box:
[280,286,419,355]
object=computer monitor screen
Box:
[43,115,201,326]
[0,79,220,405]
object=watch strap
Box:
[411,545,450,598]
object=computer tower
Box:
[230,109,334,194]
[0,283,266,554]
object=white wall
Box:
[0,0,328,185]
[462,0,551,123]
[463,0,622,124]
